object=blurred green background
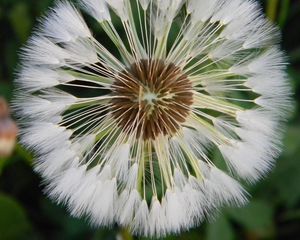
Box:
[0,0,299,239]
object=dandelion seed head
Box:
[14,0,293,237]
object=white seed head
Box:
[14,0,292,237]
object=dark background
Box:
[0,0,300,239]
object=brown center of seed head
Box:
[111,59,194,140]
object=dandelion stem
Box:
[120,228,134,240]
[267,0,279,22]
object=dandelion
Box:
[14,0,292,237]
[0,98,18,157]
